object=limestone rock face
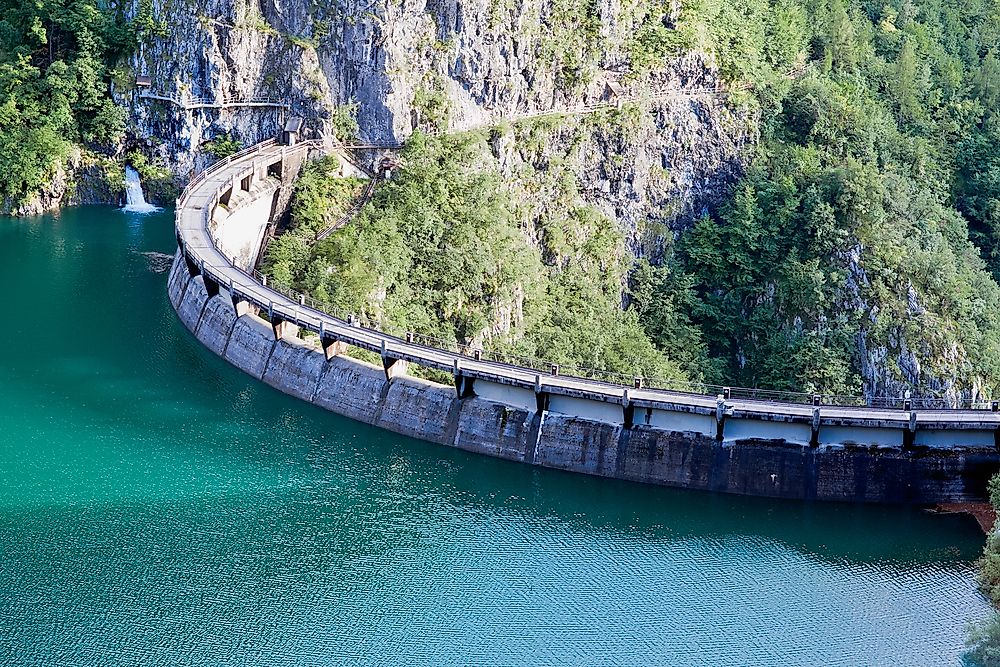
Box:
[123,0,753,237]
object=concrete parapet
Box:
[473,380,537,414]
[262,336,326,401]
[819,425,904,449]
[547,394,623,424]
[235,300,258,318]
[224,315,275,380]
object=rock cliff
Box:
[122,0,753,238]
[127,0,980,405]
[1,149,123,217]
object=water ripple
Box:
[0,207,992,666]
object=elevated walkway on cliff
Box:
[138,89,291,111]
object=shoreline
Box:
[932,503,996,533]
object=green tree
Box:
[0,0,133,205]
[893,37,921,122]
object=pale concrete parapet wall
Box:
[209,182,277,270]
[168,141,1000,504]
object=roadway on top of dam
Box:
[174,139,1000,432]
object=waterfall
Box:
[122,166,161,213]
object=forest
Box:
[673,0,1000,397]
[268,0,1000,402]
[0,0,133,206]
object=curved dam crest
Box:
[168,140,1000,504]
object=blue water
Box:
[0,207,992,666]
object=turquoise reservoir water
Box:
[0,206,993,666]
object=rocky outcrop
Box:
[488,57,756,257]
[123,0,752,237]
[2,149,123,216]
[844,247,989,407]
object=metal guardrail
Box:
[176,141,1000,414]
[177,138,282,210]
[314,178,378,242]
[139,90,291,110]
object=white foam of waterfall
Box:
[122,166,161,213]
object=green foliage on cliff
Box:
[969,475,1000,666]
[640,0,1000,397]
[0,0,133,206]
[960,126,1000,277]
[978,476,1000,603]
[202,134,242,160]
[261,155,365,287]
[267,132,684,381]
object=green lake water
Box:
[0,206,994,666]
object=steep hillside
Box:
[124,0,750,232]
[5,0,1000,405]
[250,0,1000,404]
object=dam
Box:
[0,203,988,666]
[169,137,1000,504]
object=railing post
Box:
[810,405,821,448]
[716,394,727,441]
[904,409,917,450]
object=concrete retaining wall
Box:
[168,250,1000,504]
[209,185,276,269]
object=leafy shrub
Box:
[202,134,243,160]
[0,0,133,205]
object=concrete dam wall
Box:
[168,141,1000,504]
